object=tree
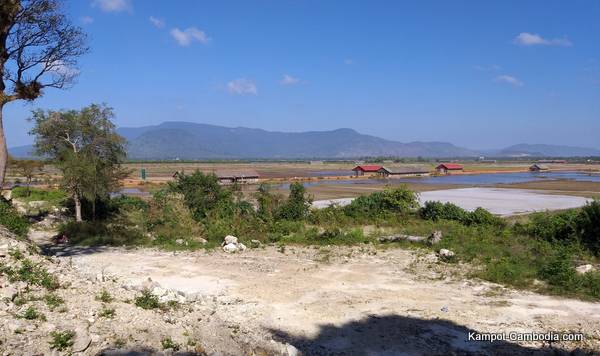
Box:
[29,104,127,221]
[11,158,44,194]
[0,0,88,185]
[276,182,312,220]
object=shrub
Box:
[344,186,419,219]
[134,289,160,310]
[420,201,503,227]
[168,171,232,221]
[148,191,204,245]
[49,330,75,351]
[18,306,46,321]
[44,294,64,310]
[276,182,312,220]
[60,220,146,246]
[11,187,67,205]
[524,210,579,242]
[96,289,113,303]
[577,200,600,255]
[98,306,116,318]
[0,197,29,237]
[2,258,59,290]
[161,337,180,351]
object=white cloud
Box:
[495,75,524,87]
[170,27,210,46]
[92,0,131,12]
[227,78,257,95]
[149,16,165,28]
[46,60,80,78]
[513,32,572,47]
[80,16,94,25]
[280,74,300,86]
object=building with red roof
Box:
[435,163,464,174]
[352,165,383,176]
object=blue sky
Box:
[4,0,600,149]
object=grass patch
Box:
[49,330,75,351]
[134,289,160,310]
[44,294,65,311]
[98,306,116,319]
[161,337,180,351]
[11,187,67,205]
[96,289,114,303]
[0,258,59,290]
[0,198,29,237]
[18,306,46,321]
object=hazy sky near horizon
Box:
[4,0,600,149]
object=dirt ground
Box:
[54,243,600,354]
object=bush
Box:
[49,330,75,351]
[0,197,29,237]
[134,289,160,310]
[276,182,312,220]
[60,220,146,246]
[577,200,600,255]
[168,171,232,221]
[344,186,419,219]
[1,258,59,290]
[524,210,579,242]
[420,201,503,227]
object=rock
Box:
[0,286,18,300]
[237,243,247,251]
[72,327,92,352]
[0,243,8,257]
[427,230,443,245]
[223,243,238,253]
[250,239,262,248]
[27,200,47,209]
[223,235,238,246]
[576,264,596,274]
[285,343,299,356]
[197,237,208,244]
[140,277,161,291]
[152,287,168,297]
[378,234,426,243]
[438,249,455,259]
[175,239,184,245]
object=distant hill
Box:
[9,122,600,159]
[117,122,478,159]
[499,144,600,157]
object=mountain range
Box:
[9,121,600,159]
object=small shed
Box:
[435,163,464,174]
[215,169,260,185]
[352,165,383,176]
[377,166,430,178]
[529,164,549,172]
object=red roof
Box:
[436,163,463,170]
[352,165,382,172]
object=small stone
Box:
[72,327,92,352]
[223,235,238,246]
[250,239,262,248]
[0,286,17,300]
[223,243,238,253]
[286,343,299,356]
[438,249,455,259]
[427,230,443,245]
[175,239,184,245]
[237,243,247,251]
[575,264,596,274]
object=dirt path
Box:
[48,243,600,354]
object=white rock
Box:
[237,243,247,251]
[576,264,596,274]
[223,235,238,246]
[438,249,455,258]
[286,343,299,356]
[428,230,443,245]
[152,287,168,296]
[175,239,184,245]
[0,286,18,300]
[223,243,238,253]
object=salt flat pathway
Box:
[312,187,592,216]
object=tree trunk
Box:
[0,107,7,187]
[74,192,82,222]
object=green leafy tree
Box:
[29,104,126,221]
[0,0,88,185]
[276,182,312,220]
[577,200,600,255]
[168,171,233,221]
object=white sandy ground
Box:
[61,246,600,354]
[312,187,592,216]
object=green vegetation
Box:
[18,306,46,321]
[96,289,114,303]
[161,337,180,351]
[98,306,116,319]
[49,330,76,351]
[11,187,67,205]
[44,294,65,311]
[0,198,29,237]
[420,201,505,227]
[0,258,59,290]
[134,289,161,310]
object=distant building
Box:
[537,160,566,164]
[352,165,382,176]
[435,163,464,174]
[377,166,430,178]
[529,164,550,172]
[215,169,260,184]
